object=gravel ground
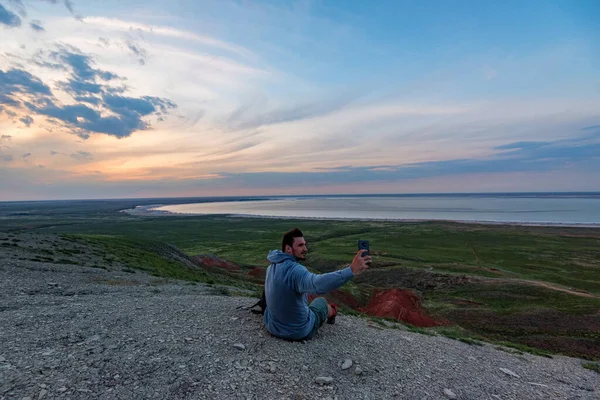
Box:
[1,236,598,399]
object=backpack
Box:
[237,290,267,315]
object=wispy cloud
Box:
[0,3,21,27]
[70,151,92,161]
[82,17,255,59]
[30,20,45,32]
[19,115,34,126]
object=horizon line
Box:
[2,191,600,203]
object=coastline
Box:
[121,204,600,229]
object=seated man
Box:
[264,228,371,341]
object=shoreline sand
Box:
[121,204,600,229]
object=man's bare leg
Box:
[327,303,334,318]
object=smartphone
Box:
[358,240,370,257]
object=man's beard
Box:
[295,252,307,261]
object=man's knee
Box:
[309,297,329,322]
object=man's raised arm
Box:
[286,250,371,294]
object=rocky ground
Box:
[1,233,598,399]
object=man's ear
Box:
[284,245,292,254]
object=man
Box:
[264,228,371,341]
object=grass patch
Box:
[433,326,485,346]
[211,286,231,296]
[68,234,213,283]
[56,258,79,265]
[582,362,600,374]
[495,341,554,358]
[405,325,436,336]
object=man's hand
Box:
[350,250,372,276]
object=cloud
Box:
[40,0,80,18]
[494,141,547,151]
[22,152,31,158]
[0,3,21,27]
[50,48,119,82]
[19,115,34,126]
[63,0,75,14]
[582,125,600,132]
[82,17,255,59]
[1,135,12,141]
[7,0,26,17]
[126,41,148,65]
[0,68,52,101]
[30,20,45,32]
[3,46,176,138]
[50,151,58,155]
[74,96,101,105]
[2,155,13,162]
[227,95,359,130]
[208,129,600,188]
[70,151,92,161]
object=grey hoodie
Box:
[263,250,354,340]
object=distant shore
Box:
[122,204,600,228]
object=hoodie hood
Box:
[267,249,296,264]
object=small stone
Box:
[354,366,363,375]
[38,389,48,399]
[22,397,32,400]
[57,387,67,392]
[233,343,246,350]
[86,335,100,343]
[443,388,457,399]
[38,384,47,389]
[185,337,193,341]
[528,382,549,388]
[0,356,5,362]
[315,376,334,385]
[500,368,520,378]
[48,282,58,287]
[341,359,353,370]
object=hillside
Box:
[1,232,598,399]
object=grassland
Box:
[1,199,599,359]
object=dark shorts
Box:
[305,297,328,340]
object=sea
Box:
[147,193,600,227]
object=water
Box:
[152,193,600,226]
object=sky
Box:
[0,0,599,200]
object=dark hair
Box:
[282,228,303,251]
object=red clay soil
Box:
[247,267,266,279]
[360,288,444,327]
[190,255,241,272]
[307,290,363,309]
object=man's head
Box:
[282,228,307,260]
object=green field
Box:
[1,200,599,360]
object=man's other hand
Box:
[350,250,371,276]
